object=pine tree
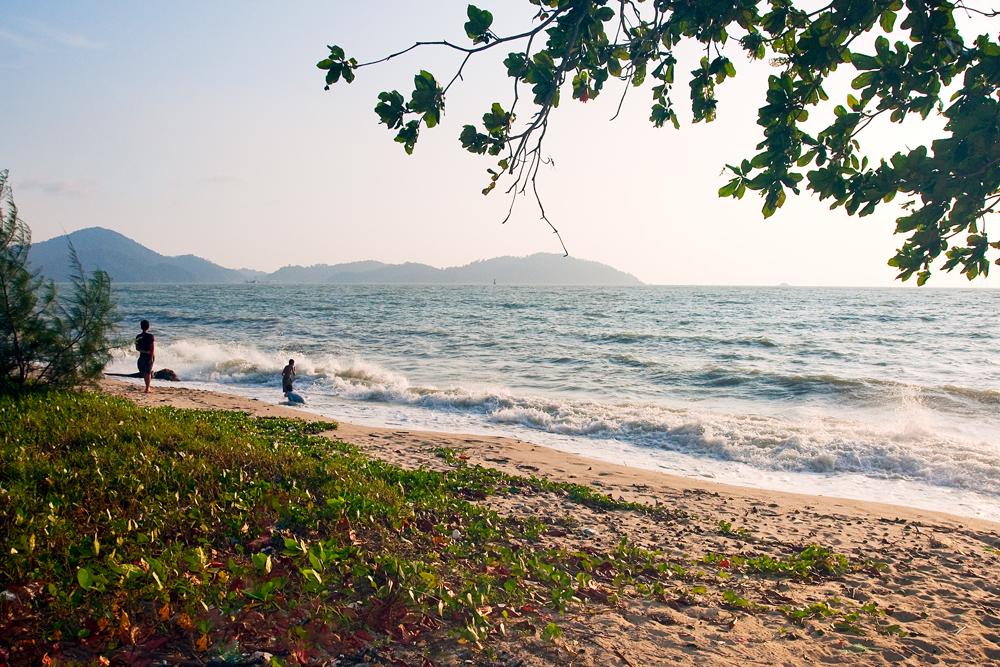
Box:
[0,170,117,391]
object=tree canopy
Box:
[319,1,999,284]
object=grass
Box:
[1,390,880,665]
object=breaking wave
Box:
[108,338,1000,496]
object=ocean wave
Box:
[106,339,1000,495]
[585,331,780,349]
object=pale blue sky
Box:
[1,1,994,286]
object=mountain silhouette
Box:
[30,227,642,285]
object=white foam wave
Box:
[108,339,408,389]
[107,339,1000,496]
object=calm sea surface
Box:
[107,285,1000,520]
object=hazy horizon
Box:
[2,1,995,287]
[34,226,1000,289]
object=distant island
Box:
[29,227,642,286]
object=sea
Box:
[105,284,1000,522]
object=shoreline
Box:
[100,377,999,532]
[96,377,1000,665]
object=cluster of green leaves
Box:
[316,44,356,87]
[0,170,117,391]
[320,1,999,283]
[702,544,851,579]
[781,597,907,637]
[716,518,753,540]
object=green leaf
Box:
[77,567,94,590]
[325,64,343,85]
[395,120,420,154]
[409,70,443,127]
[464,5,494,44]
[851,72,876,90]
[880,10,897,32]
[850,53,879,70]
[375,90,406,129]
[718,179,740,197]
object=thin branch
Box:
[609,77,631,121]
[353,10,566,71]
[954,3,1000,18]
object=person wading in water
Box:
[282,359,296,397]
[135,320,155,393]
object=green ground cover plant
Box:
[1,390,876,664]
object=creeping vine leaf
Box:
[319,1,1000,281]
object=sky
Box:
[1,1,996,286]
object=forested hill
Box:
[31,227,641,285]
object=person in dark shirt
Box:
[282,359,295,396]
[135,320,155,393]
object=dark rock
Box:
[153,368,180,381]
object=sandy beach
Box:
[100,378,1000,665]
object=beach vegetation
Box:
[702,544,851,579]
[721,589,756,611]
[0,170,117,392]
[319,2,999,283]
[1,390,906,663]
[433,445,688,521]
[716,518,753,540]
[780,597,909,637]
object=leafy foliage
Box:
[319,1,999,282]
[0,170,117,391]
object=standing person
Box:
[281,359,296,396]
[135,320,155,393]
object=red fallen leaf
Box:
[520,604,538,614]
[208,561,225,569]
[353,629,374,642]
[720,559,731,569]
